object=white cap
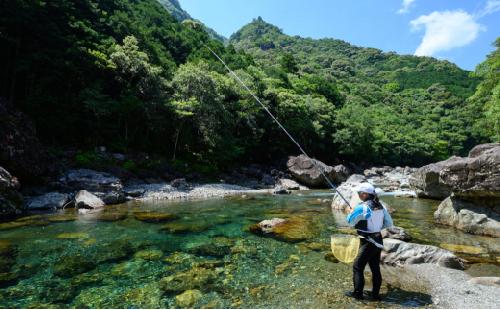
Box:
[356,182,376,194]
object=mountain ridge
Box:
[157,0,226,42]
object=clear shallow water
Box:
[0,192,497,308]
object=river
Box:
[0,191,498,308]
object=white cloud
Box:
[410,10,483,56]
[397,0,416,14]
[476,0,500,17]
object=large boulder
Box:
[0,166,24,216]
[381,238,466,270]
[411,143,500,236]
[410,143,500,199]
[330,174,366,210]
[25,192,70,211]
[59,169,125,204]
[330,174,390,212]
[74,190,105,211]
[434,196,500,237]
[286,155,349,187]
[409,158,457,199]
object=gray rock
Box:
[59,169,125,204]
[331,174,367,210]
[276,178,307,190]
[381,264,500,308]
[468,143,500,158]
[410,144,500,199]
[75,190,105,210]
[434,196,500,237]
[0,166,24,216]
[381,238,466,270]
[272,186,291,195]
[286,155,350,187]
[365,166,416,192]
[26,192,70,210]
[381,226,412,241]
[330,174,390,212]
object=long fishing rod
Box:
[205,44,351,208]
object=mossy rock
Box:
[134,249,164,261]
[440,243,486,255]
[72,285,121,308]
[56,232,90,240]
[121,283,162,308]
[186,237,235,258]
[324,252,340,263]
[39,278,77,303]
[160,267,217,293]
[94,240,135,264]
[54,254,97,277]
[47,213,77,223]
[302,241,329,251]
[175,289,203,308]
[161,221,213,234]
[0,221,28,230]
[250,216,318,243]
[133,211,179,223]
[94,212,128,222]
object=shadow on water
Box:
[0,191,494,308]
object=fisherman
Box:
[344,182,393,301]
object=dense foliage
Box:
[0,4,497,171]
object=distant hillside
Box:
[157,0,226,42]
[230,17,477,99]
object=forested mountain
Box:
[0,2,497,174]
[229,17,492,164]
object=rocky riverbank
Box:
[410,143,500,237]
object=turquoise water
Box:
[0,192,497,308]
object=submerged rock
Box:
[381,238,466,270]
[133,211,179,223]
[175,289,203,308]
[186,237,235,258]
[159,267,217,293]
[161,221,213,234]
[54,254,97,277]
[47,213,77,222]
[287,155,350,187]
[134,249,164,261]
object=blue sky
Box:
[178,0,500,70]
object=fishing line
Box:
[204,44,351,207]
